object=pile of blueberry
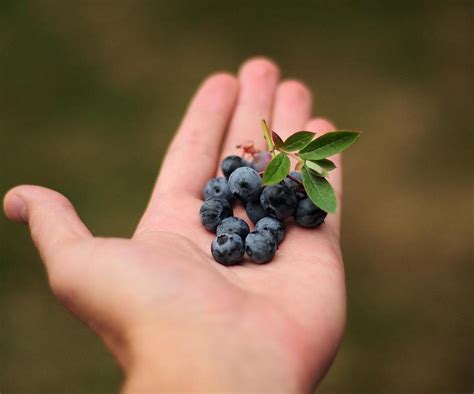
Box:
[199,154,327,265]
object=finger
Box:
[303,118,342,233]
[219,57,280,162]
[271,80,313,139]
[153,73,238,198]
[3,185,92,261]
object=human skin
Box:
[3,57,346,393]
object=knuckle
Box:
[29,199,76,250]
[54,194,74,211]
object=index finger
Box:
[138,73,238,226]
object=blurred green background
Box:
[1,0,471,392]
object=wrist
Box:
[121,325,306,393]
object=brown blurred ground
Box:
[0,1,471,392]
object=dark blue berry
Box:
[203,177,233,202]
[294,198,327,227]
[228,167,262,203]
[282,171,306,200]
[221,155,251,179]
[251,151,272,172]
[245,230,277,264]
[246,199,267,224]
[199,197,233,232]
[255,217,285,245]
[260,184,297,220]
[211,233,244,265]
[216,217,250,240]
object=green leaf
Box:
[310,158,336,171]
[272,131,284,148]
[299,131,360,160]
[263,153,290,185]
[302,165,337,213]
[305,160,329,177]
[261,119,274,154]
[283,131,315,151]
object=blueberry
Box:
[199,197,233,232]
[246,199,267,224]
[251,151,272,172]
[228,167,262,203]
[294,198,327,228]
[216,217,250,240]
[245,230,277,264]
[203,177,233,202]
[255,217,285,245]
[282,171,306,200]
[260,184,297,220]
[221,155,251,179]
[211,233,244,266]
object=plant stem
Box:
[261,119,275,157]
[285,151,301,161]
[287,174,304,187]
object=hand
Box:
[4,57,346,392]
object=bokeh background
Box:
[1,1,471,392]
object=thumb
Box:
[3,185,91,261]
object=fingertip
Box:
[4,189,28,223]
[305,117,336,133]
[203,72,238,92]
[238,56,281,81]
[4,185,70,224]
[202,71,239,96]
[272,80,313,133]
[5,185,92,255]
[5,184,70,204]
[277,79,313,105]
[193,72,239,114]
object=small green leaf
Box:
[310,158,336,171]
[305,160,329,177]
[302,165,337,213]
[272,131,284,148]
[263,153,290,185]
[283,131,315,151]
[261,119,274,154]
[299,131,360,160]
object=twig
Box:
[287,174,304,187]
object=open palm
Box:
[4,58,346,392]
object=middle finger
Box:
[218,57,280,167]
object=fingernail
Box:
[9,194,28,223]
